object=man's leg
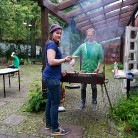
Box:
[78,83,87,109]
[91,84,98,111]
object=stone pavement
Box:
[0,108,85,138]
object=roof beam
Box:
[67,0,137,18]
[94,19,127,29]
[67,0,119,18]
[127,2,138,25]
[43,0,69,23]
[74,0,136,23]
[97,32,122,42]
[96,26,124,35]
[79,12,131,31]
[55,0,85,10]
[93,16,130,27]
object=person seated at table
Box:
[8,52,20,69]
[7,52,20,76]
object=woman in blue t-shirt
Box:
[42,24,71,136]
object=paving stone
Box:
[0,134,7,138]
[6,131,18,137]
[37,121,85,138]
[0,130,7,135]
[0,101,6,106]
[29,135,39,138]
[7,136,16,138]
[17,133,28,138]
[3,114,26,125]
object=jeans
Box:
[81,83,97,103]
[7,65,18,74]
[7,65,17,68]
[42,77,61,131]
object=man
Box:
[70,28,102,111]
[9,52,20,68]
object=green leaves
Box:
[23,77,46,112]
[0,0,41,43]
[109,90,138,136]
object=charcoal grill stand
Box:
[61,65,112,133]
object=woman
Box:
[42,24,71,136]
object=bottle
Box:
[114,61,118,76]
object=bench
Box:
[31,60,42,64]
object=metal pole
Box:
[27,22,29,62]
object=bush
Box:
[109,89,138,136]
[23,77,46,112]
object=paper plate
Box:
[71,56,80,58]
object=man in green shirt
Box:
[8,52,20,68]
[70,28,102,111]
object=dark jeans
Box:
[81,83,97,103]
[7,65,17,68]
[42,77,61,131]
[7,65,18,74]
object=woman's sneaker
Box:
[51,129,69,136]
[45,125,51,130]
[45,124,61,130]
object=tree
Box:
[0,0,41,58]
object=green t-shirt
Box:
[13,55,20,68]
[72,41,102,72]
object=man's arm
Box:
[11,52,15,58]
[96,62,101,71]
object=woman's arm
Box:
[47,49,71,66]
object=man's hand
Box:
[11,52,15,57]
[93,69,99,73]
[70,58,75,66]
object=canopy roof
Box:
[40,0,138,43]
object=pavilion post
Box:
[37,0,49,98]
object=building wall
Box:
[0,42,41,57]
[102,40,120,64]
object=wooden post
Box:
[41,7,48,98]
[120,36,124,63]
[37,0,48,98]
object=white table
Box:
[113,70,138,98]
[0,68,20,98]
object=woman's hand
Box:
[64,56,72,62]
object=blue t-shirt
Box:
[42,40,62,79]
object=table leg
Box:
[127,79,130,99]
[18,71,20,91]
[8,73,11,87]
[3,75,6,98]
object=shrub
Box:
[23,77,46,112]
[109,89,138,136]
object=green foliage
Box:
[0,0,41,44]
[117,62,123,70]
[110,62,123,70]
[23,77,46,112]
[109,89,138,136]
